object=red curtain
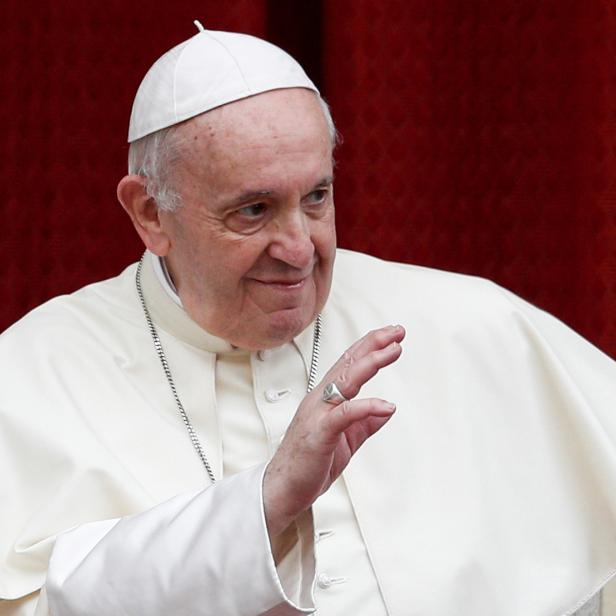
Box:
[2,1,615,358]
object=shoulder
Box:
[0,262,142,363]
[330,249,616,376]
[330,249,526,336]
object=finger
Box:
[325,339,402,400]
[345,324,406,359]
[344,415,393,453]
[322,325,405,385]
[322,398,396,444]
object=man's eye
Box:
[237,203,266,217]
[305,189,328,205]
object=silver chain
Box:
[135,253,322,482]
[307,312,321,393]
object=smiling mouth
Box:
[253,277,308,290]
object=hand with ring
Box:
[321,381,348,405]
[263,324,405,537]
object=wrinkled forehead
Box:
[179,88,331,165]
[170,89,334,192]
[181,88,328,143]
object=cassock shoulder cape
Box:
[1,249,616,615]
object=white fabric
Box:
[215,336,387,614]
[128,28,318,142]
[47,465,314,616]
[2,249,616,615]
[151,255,182,307]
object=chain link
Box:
[307,313,321,393]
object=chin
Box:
[261,308,314,348]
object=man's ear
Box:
[117,175,170,256]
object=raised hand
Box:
[263,324,406,537]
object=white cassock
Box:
[1,249,616,616]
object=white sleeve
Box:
[44,464,316,616]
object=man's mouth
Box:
[251,274,310,290]
[256,278,306,288]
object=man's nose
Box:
[267,211,315,269]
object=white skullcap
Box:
[128,22,319,143]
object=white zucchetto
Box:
[128,22,319,143]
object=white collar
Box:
[151,255,183,308]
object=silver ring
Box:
[322,382,348,405]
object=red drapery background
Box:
[2,1,615,358]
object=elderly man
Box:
[2,25,616,616]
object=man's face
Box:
[159,89,336,350]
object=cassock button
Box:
[265,388,290,403]
[316,573,347,589]
[317,573,333,589]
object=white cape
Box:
[1,249,616,615]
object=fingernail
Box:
[385,402,396,412]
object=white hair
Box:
[127,95,339,212]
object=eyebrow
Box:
[228,176,334,207]
[229,189,273,207]
[316,175,335,187]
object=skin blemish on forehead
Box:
[190,124,215,142]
